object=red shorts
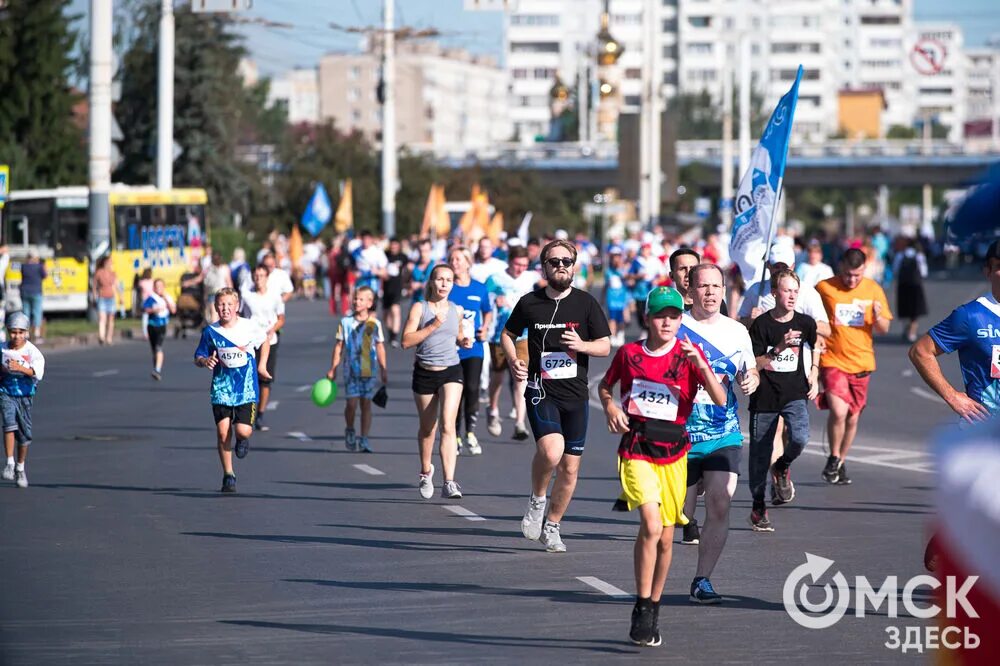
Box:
[818,367,871,415]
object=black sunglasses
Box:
[545,257,574,269]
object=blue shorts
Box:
[345,375,378,400]
[0,393,33,445]
[607,307,624,324]
[524,386,589,456]
[98,297,116,314]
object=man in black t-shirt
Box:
[748,269,821,533]
[502,239,611,553]
[382,238,409,348]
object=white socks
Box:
[15,462,24,472]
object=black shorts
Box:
[524,386,589,456]
[258,342,277,386]
[382,287,402,308]
[686,445,742,487]
[147,325,167,352]
[212,403,256,427]
[411,363,463,395]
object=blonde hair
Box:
[447,245,474,268]
[214,287,240,304]
[354,285,376,301]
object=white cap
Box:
[768,243,795,267]
[554,229,569,240]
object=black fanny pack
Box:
[629,418,686,443]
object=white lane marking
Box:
[853,451,929,464]
[287,431,312,442]
[901,368,914,378]
[577,576,631,599]
[442,505,486,521]
[911,386,945,404]
[92,369,119,377]
[295,384,311,393]
[799,448,932,474]
[266,401,279,412]
[352,464,385,476]
[311,335,327,343]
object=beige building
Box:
[318,41,511,150]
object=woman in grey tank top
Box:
[402,264,472,500]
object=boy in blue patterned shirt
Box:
[1,312,45,489]
[194,288,271,493]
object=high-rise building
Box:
[965,48,999,125]
[845,0,913,134]
[267,68,320,125]
[908,23,966,142]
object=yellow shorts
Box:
[618,456,689,527]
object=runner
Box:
[352,230,388,299]
[628,243,665,326]
[142,278,176,381]
[327,286,387,454]
[409,239,435,304]
[0,313,45,489]
[485,246,539,439]
[261,252,295,303]
[502,239,611,553]
[469,237,508,284]
[604,248,631,347]
[193,288,271,493]
[383,238,408,348]
[816,247,893,485]
[402,264,471,500]
[241,265,285,432]
[447,247,491,456]
[677,264,759,603]
[598,286,726,646]
[796,240,834,289]
[748,269,821,532]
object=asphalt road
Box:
[0,275,986,665]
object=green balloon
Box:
[312,378,337,407]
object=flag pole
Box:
[756,181,784,309]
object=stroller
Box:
[175,272,205,338]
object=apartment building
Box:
[966,48,998,124]
[267,68,320,125]
[846,0,914,133]
[908,23,966,142]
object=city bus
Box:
[2,186,209,313]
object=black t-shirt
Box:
[749,311,817,412]
[384,252,408,294]
[505,287,612,404]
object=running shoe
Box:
[466,432,483,455]
[512,423,529,441]
[487,413,502,437]
[235,438,250,459]
[255,415,270,433]
[540,520,566,553]
[2,462,14,481]
[508,407,517,420]
[771,465,795,505]
[345,427,357,452]
[749,508,774,532]
[650,602,662,646]
[358,436,373,453]
[390,339,401,349]
[681,519,700,545]
[521,496,546,540]
[14,468,27,489]
[836,461,852,485]
[442,480,463,499]
[221,473,237,493]
[690,577,722,604]
[629,598,660,647]
[456,435,464,456]
[151,370,162,381]
[418,464,435,499]
[822,455,840,484]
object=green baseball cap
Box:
[645,286,684,316]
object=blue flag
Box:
[301,183,333,237]
[730,65,803,284]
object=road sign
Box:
[0,165,9,209]
[910,39,947,76]
[191,0,252,12]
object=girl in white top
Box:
[241,265,285,429]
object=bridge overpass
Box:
[425,140,1000,190]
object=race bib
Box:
[608,275,623,290]
[2,349,29,370]
[835,303,865,328]
[694,373,727,405]
[461,309,476,340]
[541,351,577,380]
[627,378,680,421]
[218,346,249,368]
[768,346,800,373]
[387,262,400,277]
[992,345,1000,379]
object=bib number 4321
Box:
[628,378,679,421]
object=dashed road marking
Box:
[799,448,932,474]
[442,505,486,521]
[901,368,914,378]
[266,401,279,412]
[295,384,311,393]
[92,369,119,377]
[287,431,312,442]
[577,576,630,599]
[352,464,385,476]
[311,335,327,343]
[911,386,945,404]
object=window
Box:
[687,42,712,55]
[510,14,559,26]
[688,16,711,28]
[510,42,559,53]
[348,66,360,81]
[771,43,821,54]
[347,88,359,101]
[613,14,642,26]
[772,68,819,81]
[662,44,677,59]
[533,68,556,79]
[799,95,821,106]
[662,0,677,5]
[625,68,641,79]
[861,16,900,25]
[919,87,953,95]
[861,59,901,69]
[624,95,640,106]
[869,37,902,49]
[662,70,678,85]
[662,18,677,32]
[351,109,361,123]
[512,68,528,79]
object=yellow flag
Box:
[334,179,353,233]
[289,224,304,269]
[488,211,504,243]
[433,185,451,238]
[420,183,436,238]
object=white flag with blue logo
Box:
[301,183,333,237]
[730,66,802,284]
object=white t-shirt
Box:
[796,262,834,289]
[469,257,508,284]
[241,287,285,345]
[267,268,294,298]
[738,279,829,324]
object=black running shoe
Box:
[771,465,795,505]
[629,598,660,647]
[749,508,774,532]
[612,498,629,512]
[235,438,250,459]
[822,455,840,484]
[221,474,237,493]
[649,602,662,646]
[835,461,852,485]
[682,519,700,545]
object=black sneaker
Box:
[681,519,700,545]
[771,465,795,505]
[822,455,840,484]
[254,414,269,432]
[612,498,629,512]
[235,438,250,459]
[629,598,660,647]
[749,508,774,532]
[649,602,662,646]
[690,577,722,604]
[835,461,852,485]
[221,473,237,493]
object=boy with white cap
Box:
[0,312,45,488]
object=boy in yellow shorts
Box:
[599,286,726,647]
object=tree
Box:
[0,0,86,189]
[671,87,766,140]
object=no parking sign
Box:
[911,39,947,75]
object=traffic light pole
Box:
[88,0,113,320]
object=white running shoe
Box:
[487,414,502,437]
[442,480,463,499]
[456,435,464,456]
[2,462,13,482]
[418,464,435,499]
[508,407,517,420]
[521,496,546,541]
[466,432,482,455]
[540,520,566,553]
[15,468,27,489]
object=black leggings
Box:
[456,356,483,435]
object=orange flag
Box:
[334,179,353,233]
[289,224,304,269]
[488,211,504,243]
[433,185,451,238]
[420,183,437,238]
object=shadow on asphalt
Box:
[316,522,633,543]
[183,531,529,554]
[278,481,412,491]
[658,593,787,612]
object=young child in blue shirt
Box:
[0,312,45,489]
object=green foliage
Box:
[671,87,766,140]
[886,124,917,139]
[0,0,86,189]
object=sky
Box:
[67,0,1000,78]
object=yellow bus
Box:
[3,186,209,313]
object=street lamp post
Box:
[381,0,397,238]
[88,0,113,321]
